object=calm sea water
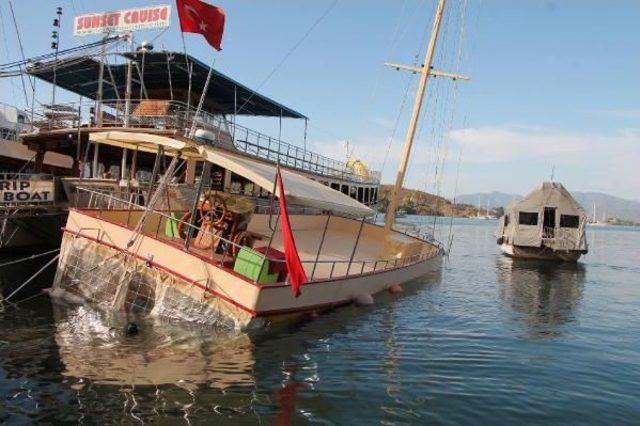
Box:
[0,218,638,424]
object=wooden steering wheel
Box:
[177,194,228,240]
[200,193,228,227]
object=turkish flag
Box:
[276,166,308,297]
[176,0,225,51]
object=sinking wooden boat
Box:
[19,0,465,329]
[49,130,442,329]
[496,182,588,262]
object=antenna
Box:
[51,6,62,107]
[550,165,555,181]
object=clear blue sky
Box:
[1,0,638,200]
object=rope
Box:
[7,1,31,106]
[3,253,60,303]
[0,248,60,269]
[236,0,339,116]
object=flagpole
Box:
[188,56,216,139]
[180,31,193,118]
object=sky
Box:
[1,0,639,201]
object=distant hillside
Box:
[458,191,640,222]
[457,192,521,209]
[378,185,500,218]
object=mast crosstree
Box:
[384,0,469,230]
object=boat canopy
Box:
[197,146,374,217]
[88,132,373,217]
[89,131,200,159]
[27,51,306,119]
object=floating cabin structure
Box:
[496,182,588,262]
[13,49,443,329]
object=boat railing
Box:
[542,226,555,240]
[29,99,381,185]
[0,172,55,181]
[73,187,437,283]
[541,225,581,249]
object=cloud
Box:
[449,126,640,164]
[448,126,640,199]
[448,126,587,163]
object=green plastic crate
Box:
[233,247,279,283]
[165,213,180,238]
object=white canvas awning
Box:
[198,146,374,217]
[88,131,200,158]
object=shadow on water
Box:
[0,262,442,423]
[496,256,586,339]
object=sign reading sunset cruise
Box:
[73,5,171,36]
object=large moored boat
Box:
[20,48,443,329]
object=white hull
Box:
[500,243,582,262]
[52,210,443,330]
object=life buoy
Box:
[231,230,250,256]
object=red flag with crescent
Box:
[176,0,225,51]
[276,166,307,297]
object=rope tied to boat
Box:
[0,248,60,269]
[2,252,60,304]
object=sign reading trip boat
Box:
[0,179,54,204]
[73,5,171,36]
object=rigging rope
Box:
[3,253,60,303]
[0,248,60,269]
[236,0,339,115]
[6,1,31,106]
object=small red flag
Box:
[176,0,225,51]
[276,166,307,297]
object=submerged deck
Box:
[75,208,438,282]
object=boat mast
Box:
[384,0,468,230]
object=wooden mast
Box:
[384,0,468,230]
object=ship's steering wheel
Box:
[177,194,228,239]
[200,193,227,227]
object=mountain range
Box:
[457,191,640,222]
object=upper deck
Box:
[24,51,381,186]
[26,99,381,185]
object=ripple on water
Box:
[0,220,639,424]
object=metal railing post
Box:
[310,214,331,280]
[346,218,365,276]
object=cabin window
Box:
[518,212,538,226]
[364,187,370,204]
[330,182,340,191]
[357,187,364,202]
[350,186,357,199]
[341,185,349,194]
[560,214,580,228]
[504,214,510,226]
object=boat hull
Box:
[51,210,443,330]
[500,243,582,262]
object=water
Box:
[0,219,638,424]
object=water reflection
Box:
[497,257,586,338]
[52,303,256,389]
[0,263,442,423]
